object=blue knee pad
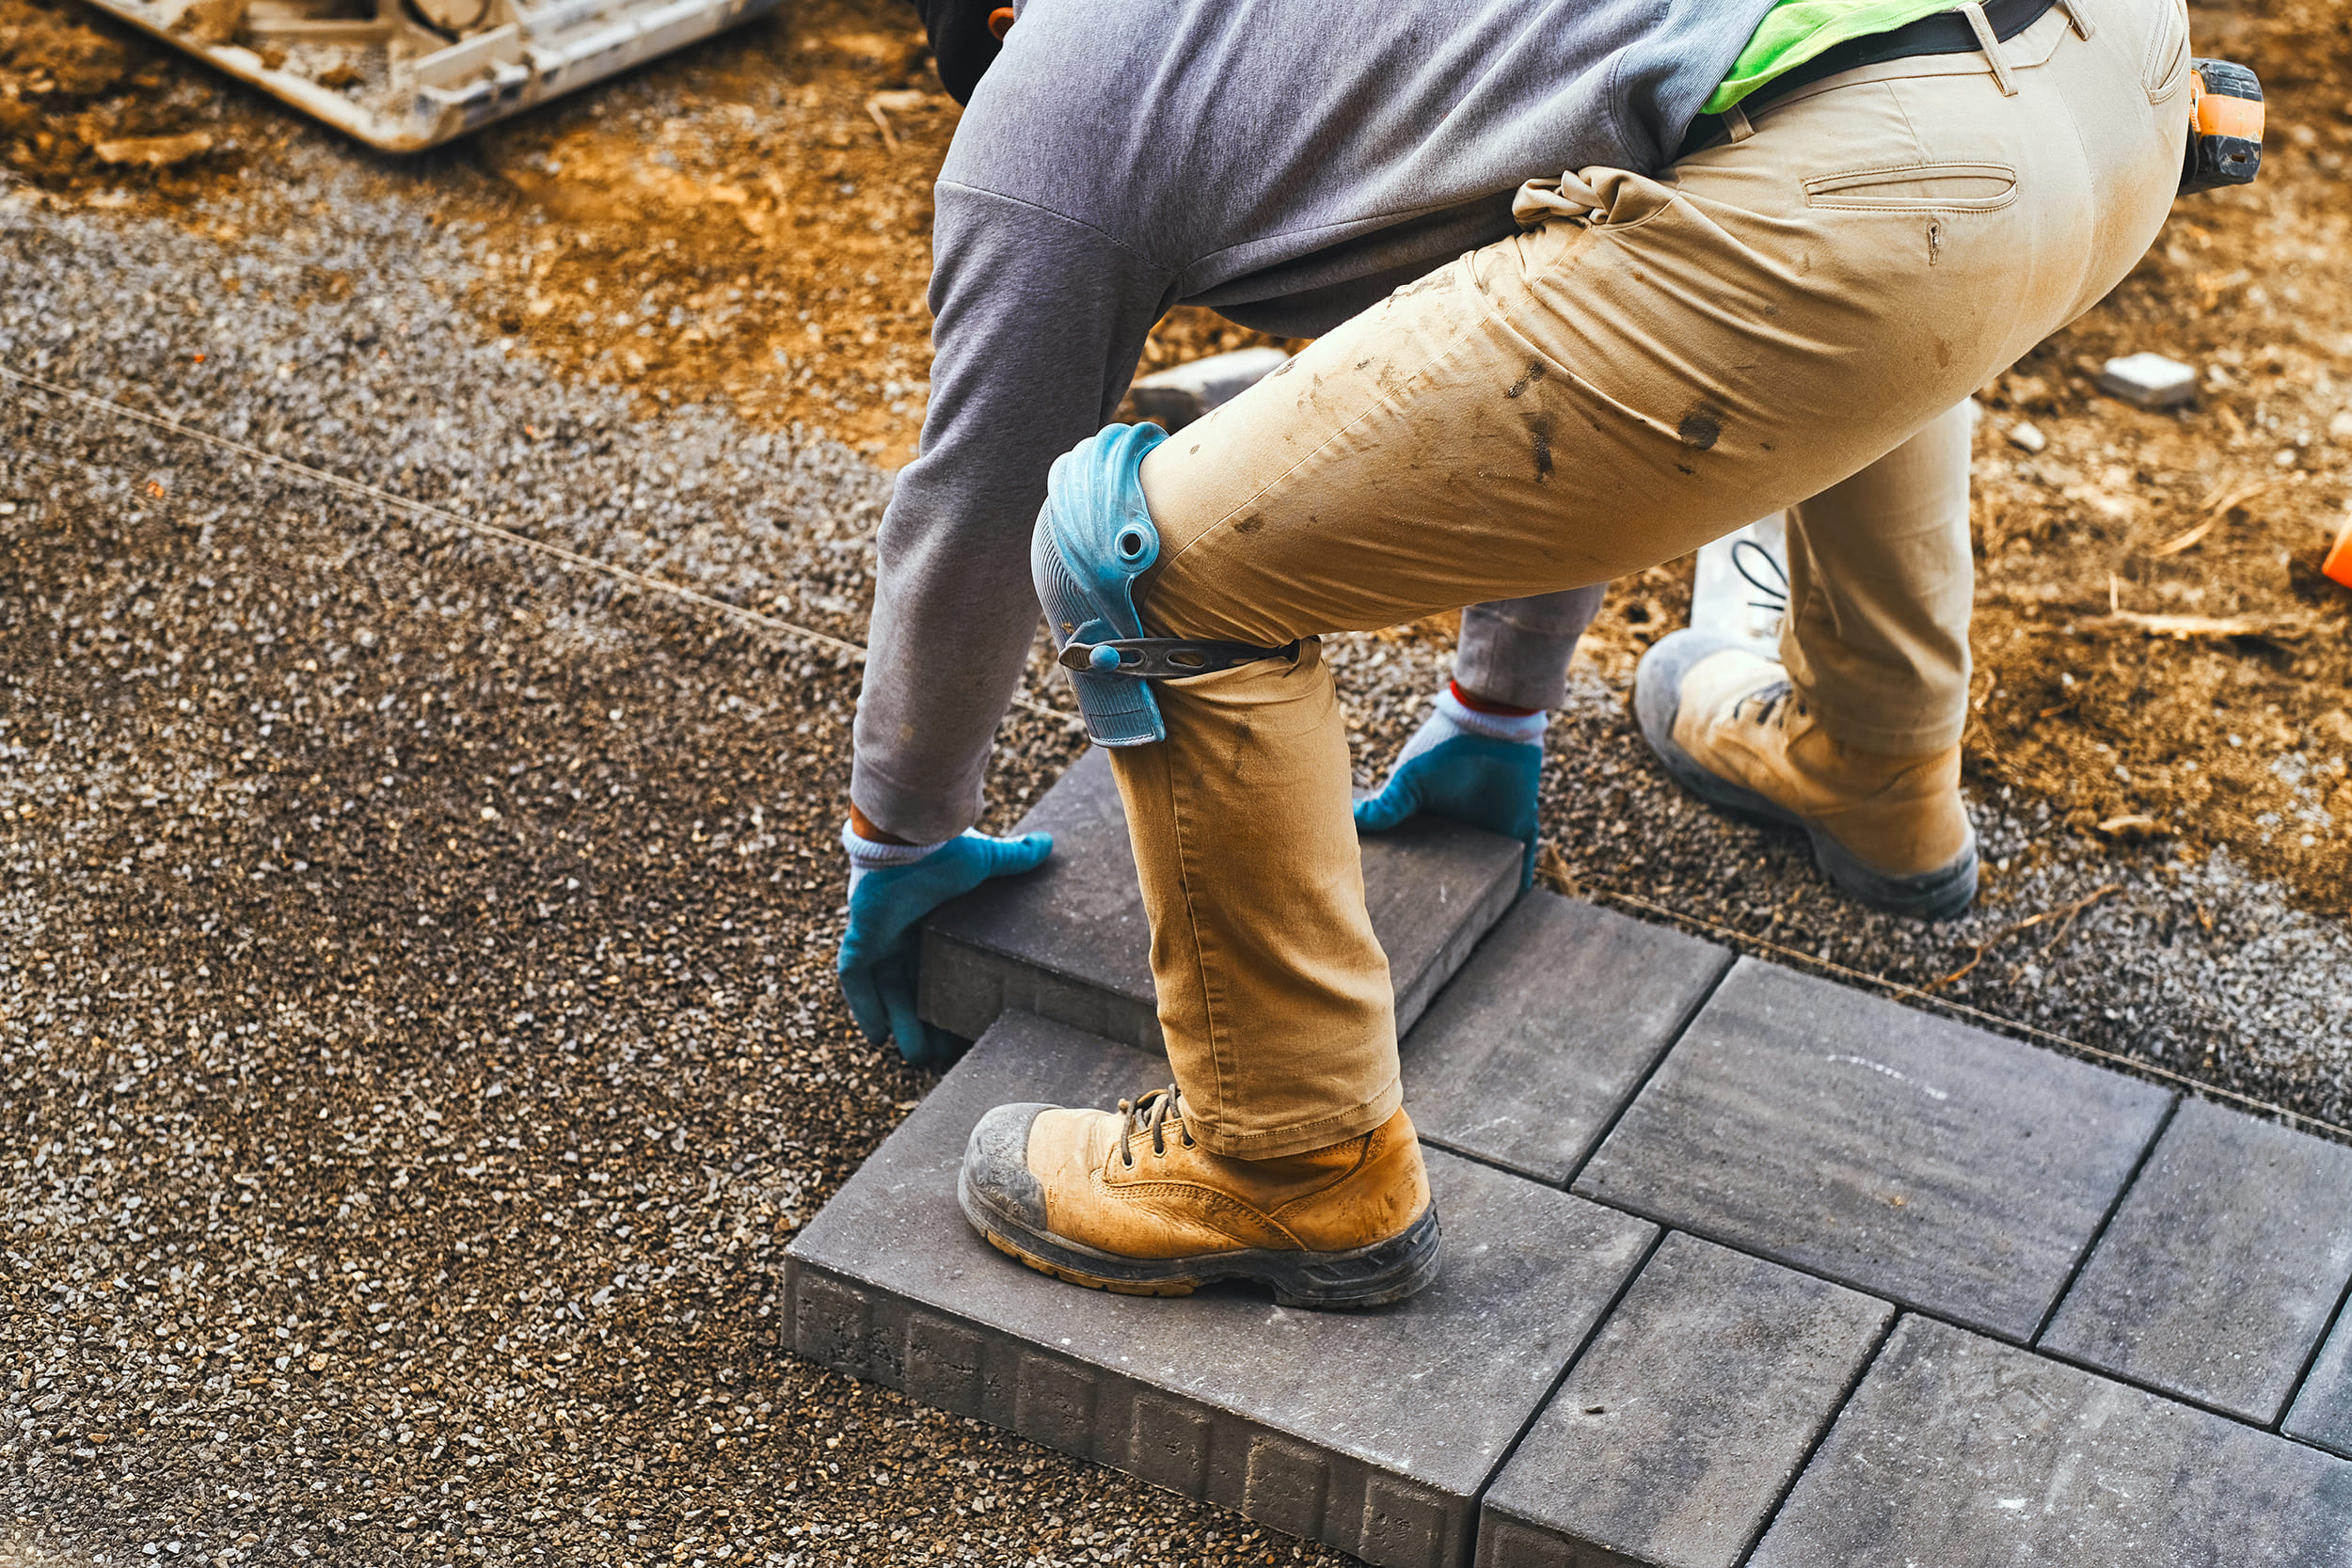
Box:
[1033,422,1295,748]
[1033,422,1169,747]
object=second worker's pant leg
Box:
[1782,403,1976,753]
[1456,587,1609,710]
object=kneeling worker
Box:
[841,0,2198,1306]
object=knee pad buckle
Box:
[1033,422,1295,746]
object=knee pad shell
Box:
[1033,422,1171,747]
[1034,422,1299,747]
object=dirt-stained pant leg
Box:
[1111,0,2191,1159]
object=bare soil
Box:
[3,0,2348,910]
[1962,0,2352,914]
[0,0,225,182]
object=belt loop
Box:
[1724,103,1756,143]
[1956,1,2020,95]
[2056,0,2095,38]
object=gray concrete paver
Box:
[787,1009,1658,1568]
[2285,1302,2352,1461]
[2042,1095,2352,1421]
[1478,1232,1891,1568]
[922,743,1163,1047]
[918,748,1521,1053]
[1751,1315,2352,1566]
[1402,892,1730,1184]
[1573,958,2172,1340]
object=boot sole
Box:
[1635,633,1979,922]
[957,1164,1443,1310]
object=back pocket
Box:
[1804,162,2020,211]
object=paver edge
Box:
[2029,1091,2183,1345]
[1726,1307,1902,1568]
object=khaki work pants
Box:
[1111,0,2192,1158]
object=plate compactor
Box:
[79,0,783,150]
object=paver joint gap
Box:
[2277,1252,2352,1436]
[2020,1336,2310,1434]
[1550,1195,2001,1343]
[1555,950,1738,1194]
[1418,1132,1623,1195]
[1731,1306,1904,1568]
[1881,1298,2321,1435]
[1470,1226,1671,1522]
[1422,1139,1563,1187]
[2031,1091,2181,1347]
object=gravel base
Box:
[0,175,1331,1568]
[2,116,2346,1568]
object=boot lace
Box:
[1735,678,1801,729]
[1732,536,1789,616]
[1116,1085,1194,1168]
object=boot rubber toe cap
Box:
[961,1102,1054,1232]
[1634,629,1769,800]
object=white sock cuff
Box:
[841,820,951,868]
[1435,686,1547,743]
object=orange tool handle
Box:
[2191,71,2265,141]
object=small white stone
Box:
[2328,410,2352,442]
[2006,420,2047,454]
[2096,352,2199,409]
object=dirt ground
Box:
[1962,0,2352,915]
[2,0,2348,915]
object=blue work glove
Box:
[1354,684,1547,888]
[836,826,1054,1069]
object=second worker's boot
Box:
[1634,630,1978,919]
[958,1087,1440,1309]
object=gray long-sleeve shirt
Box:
[851,0,1779,841]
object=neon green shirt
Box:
[1703,0,1957,115]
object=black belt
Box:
[1675,0,2061,161]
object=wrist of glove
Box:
[836,822,1053,1068]
[1353,684,1547,887]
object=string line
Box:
[0,361,1083,728]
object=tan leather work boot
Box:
[1634,630,1977,919]
[957,1087,1440,1309]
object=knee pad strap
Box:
[1033,422,1294,747]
